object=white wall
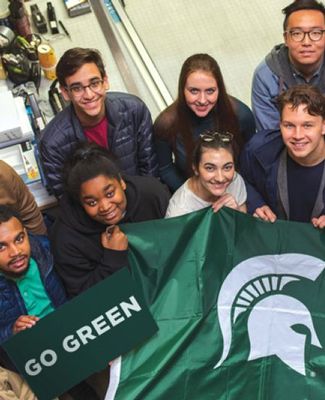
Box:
[29,1,290,117]
[119,0,290,112]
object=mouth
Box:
[290,142,308,151]
[195,104,209,111]
[99,209,118,222]
[9,255,27,271]
[81,97,102,108]
[299,50,315,57]
[209,181,228,191]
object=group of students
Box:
[1,0,325,398]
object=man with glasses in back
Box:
[40,47,158,198]
[252,0,325,131]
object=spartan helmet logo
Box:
[214,254,325,375]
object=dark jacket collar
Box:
[249,129,284,171]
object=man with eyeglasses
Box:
[241,84,325,227]
[252,0,325,131]
[40,47,158,198]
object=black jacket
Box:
[50,175,170,298]
[40,92,159,197]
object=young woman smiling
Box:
[50,143,170,298]
[154,53,256,192]
[165,131,247,218]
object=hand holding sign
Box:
[13,315,39,334]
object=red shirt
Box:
[83,116,109,148]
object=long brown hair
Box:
[155,54,240,173]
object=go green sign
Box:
[3,268,158,400]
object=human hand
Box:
[13,315,39,334]
[311,215,325,229]
[253,205,277,223]
[212,193,239,213]
[101,225,128,250]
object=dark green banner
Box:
[107,208,325,400]
[3,268,158,400]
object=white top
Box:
[165,172,247,218]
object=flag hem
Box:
[104,357,122,400]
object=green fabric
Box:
[16,258,54,318]
[107,207,325,400]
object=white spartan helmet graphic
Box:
[214,254,325,375]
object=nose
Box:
[198,92,207,104]
[293,126,304,139]
[214,169,225,182]
[98,198,112,213]
[302,32,312,45]
[9,243,20,257]
[82,85,95,98]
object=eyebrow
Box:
[187,86,217,89]
[69,77,102,86]
[82,184,114,200]
[0,230,24,245]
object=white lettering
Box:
[25,358,41,376]
[91,315,111,336]
[120,296,142,318]
[24,349,58,376]
[62,335,81,352]
[76,325,97,345]
[40,349,57,367]
[105,306,125,326]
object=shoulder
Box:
[154,103,177,135]
[167,182,187,204]
[41,105,74,145]
[244,129,282,154]
[232,172,245,186]
[29,234,53,267]
[126,175,169,197]
[0,160,16,176]
[253,59,278,90]
[253,46,283,86]
[241,130,284,173]
[0,161,19,187]
[124,175,170,219]
[166,180,208,217]
[165,182,190,218]
[106,92,149,111]
[228,173,246,197]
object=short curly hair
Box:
[277,84,325,119]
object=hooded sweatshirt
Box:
[50,175,170,298]
[265,43,325,93]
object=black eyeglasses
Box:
[286,29,325,42]
[200,131,233,143]
[65,79,104,98]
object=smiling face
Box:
[0,217,30,278]
[184,70,219,117]
[284,10,325,74]
[280,103,325,166]
[193,147,235,202]
[80,174,127,225]
[61,62,109,126]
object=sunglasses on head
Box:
[200,131,234,143]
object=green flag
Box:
[106,207,325,400]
